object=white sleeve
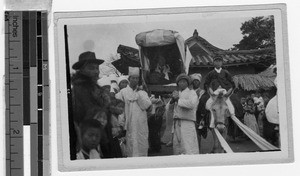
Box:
[136,90,152,110]
[115,91,124,101]
[177,90,198,110]
[165,99,175,119]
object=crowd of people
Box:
[69,51,278,160]
[240,89,279,146]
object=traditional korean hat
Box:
[72,51,104,70]
[176,73,191,85]
[128,67,140,77]
[97,76,111,87]
[190,73,202,82]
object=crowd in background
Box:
[69,51,279,160]
[240,89,279,146]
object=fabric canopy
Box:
[135,29,191,74]
[135,29,177,47]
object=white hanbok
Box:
[115,85,152,157]
[170,88,199,155]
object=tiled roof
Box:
[185,30,276,67]
[116,44,140,62]
[112,45,140,75]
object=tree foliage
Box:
[231,16,275,50]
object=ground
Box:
[148,130,263,157]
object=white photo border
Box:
[54,3,293,172]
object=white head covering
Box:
[109,74,118,82]
[97,76,111,87]
[128,67,140,77]
[110,82,119,93]
[190,73,202,82]
[117,75,129,85]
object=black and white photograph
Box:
[54,4,293,171]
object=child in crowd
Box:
[85,107,108,127]
[240,97,247,109]
[243,98,259,134]
[117,75,129,90]
[77,119,103,160]
[254,92,266,137]
[253,92,265,112]
[109,74,120,94]
[110,99,126,138]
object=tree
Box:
[231,16,275,50]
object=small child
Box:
[85,107,108,127]
[77,119,103,160]
[253,92,265,112]
[108,98,126,158]
[240,97,247,109]
[117,75,129,90]
[243,98,259,134]
[110,99,125,138]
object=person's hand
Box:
[208,88,215,96]
[137,85,144,91]
[170,90,179,104]
[225,88,233,97]
[172,90,179,100]
[224,92,230,98]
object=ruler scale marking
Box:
[6,10,49,176]
[42,12,50,176]
[6,11,24,176]
[37,11,44,176]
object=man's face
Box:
[81,63,99,79]
[129,76,139,88]
[82,127,101,151]
[192,80,201,89]
[213,59,223,69]
[178,79,188,90]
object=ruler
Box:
[5,11,49,176]
[5,11,24,176]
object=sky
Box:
[65,11,274,73]
[67,15,252,63]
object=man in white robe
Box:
[169,73,199,155]
[115,67,152,157]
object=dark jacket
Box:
[203,69,235,91]
[71,73,111,124]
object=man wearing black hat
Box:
[71,51,111,159]
[203,55,235,128]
